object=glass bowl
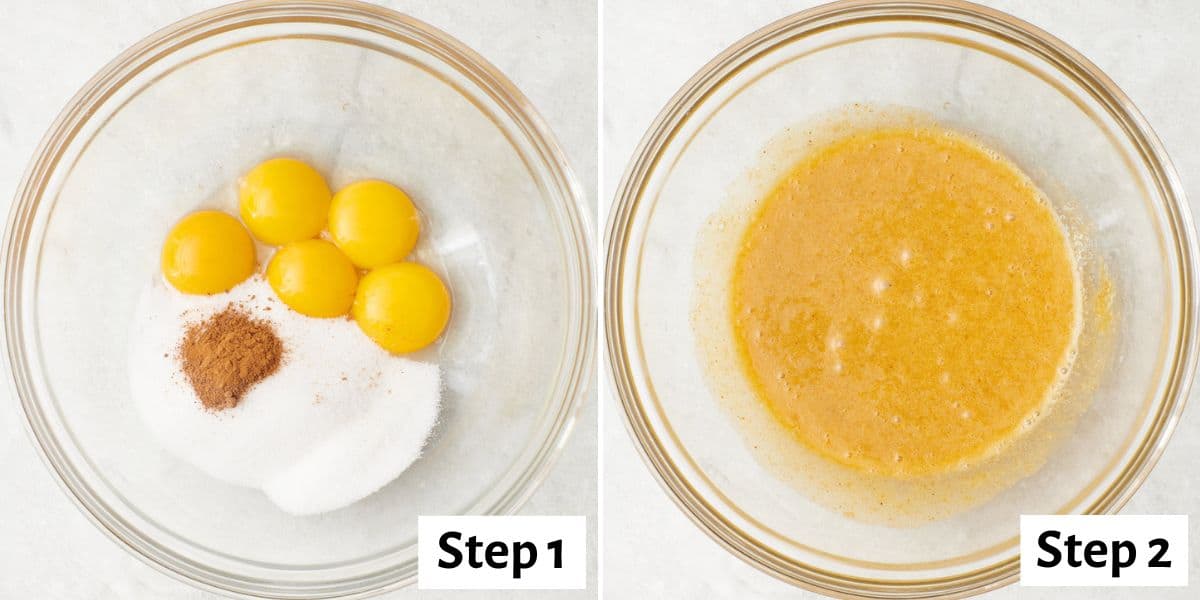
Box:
[605,0,1196,598]
[3,0,592,597]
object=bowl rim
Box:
[2,0,594,597]
[603,0,1198,597]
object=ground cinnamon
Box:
[178,305,283,411]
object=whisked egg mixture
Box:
[693,110,1090,523]
[731,126,1079,478]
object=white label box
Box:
[1020,515,1188,587]
[418,515,586,590]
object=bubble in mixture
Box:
[872,277,890,294]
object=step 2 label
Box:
[418,515,586,590]
[1020,515,1188,586]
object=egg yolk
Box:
[353,262,451,353]
[328,180,421,269]
[239,158,332,245]
[161,210,255,295]
[266,239,358,317]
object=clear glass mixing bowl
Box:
[3,1,592,597]
[605,1,1197,597]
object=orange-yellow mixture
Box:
[732,127,1078,478]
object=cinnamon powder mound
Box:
[178,305,284,411]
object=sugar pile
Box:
[128,276,441,515]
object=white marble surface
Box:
[602,0,1200,598]
[0,0,595,598]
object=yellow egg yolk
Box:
[353,262,451,353]
[239,158,332,245]
[161,210,255,295]
[329,180,421,269]
[266,239,358,317]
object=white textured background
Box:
[601,0,1200,598]
[0,0,596,598]
[5,0,1200,598]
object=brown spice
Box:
[178,305,283,411]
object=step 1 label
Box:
[1020,515,1188,587]
[418,515,586,590]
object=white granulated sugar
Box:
[128,276,441,515]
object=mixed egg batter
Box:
[731,126,1079,478]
